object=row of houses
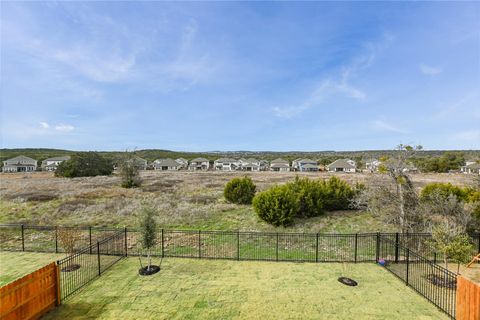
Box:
[3,155,480,174]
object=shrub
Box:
[56,152,113,178]
[287,177,325,217]
[321,177,357,211]
[119,152,142,188]
[224,176,256,204]
[252,185,299,226]
[420,183,468,202]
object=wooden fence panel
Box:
[456,276,480,320]
[0,262,59,320]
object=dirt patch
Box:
[4,192,58,202]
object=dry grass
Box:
[0,171,474,231]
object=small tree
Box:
[448,235,474,275]
[224,176,256,204]
[57,227,82,256]
[56,152,113,177]
[139,207,157,272]
[119,151,142,188]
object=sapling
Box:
[139,207,157,273]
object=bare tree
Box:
[57,227,83,256]
[119,150,142,188]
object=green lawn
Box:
[44,258,447,320]
[0,251,66,286]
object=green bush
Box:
[224,176,256,204]
[321,177,357,211]
[56,152,113,178]
[252,185,299,226]
[420,183,469,202]
[253,176,358,226]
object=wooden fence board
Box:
[0,262,59,320]
[456,276,480,320]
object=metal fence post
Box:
[276,233,279,261]
[477,233,480,254]
[395,232,399,263]
[161,229,164,258]
[89,226,92,254]
[237,231,240,261]
[433,252,437,265]
[406,248,410,286]
[124,227,128,257]
[97,241,101,276]
[21,224,25,251]
[55,226,58,253]
[354,234,358,263]
[375,232,380,263]
[198,230,201,258]
[315,233,319,263]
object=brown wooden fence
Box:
[456,276,480,320]
[0,262,60,320]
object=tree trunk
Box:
[457,263,460,275]
[148,249,151,271]
[398,182,406,233]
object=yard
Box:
[43,258,447,319]
[0,251,65,286]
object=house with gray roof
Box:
[2,156,37,173]
[240,158,267,171]
[41,156,71,171]
[326,159,357,173]
[293,159,319,172]
[175,158,188,169]
[154,158,181,171]
[270,158,290,172]
[214,158,241,171]
[188,158,210,171]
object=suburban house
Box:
[270,158,290,172]
[326,159,357,173]
[175,158,188,169]
[214,158,241,171]
[240,158,267,171]
[366,159,382,172]
[188,158,210,171]
[2,156,38,173]
[41,156,71,171]
[461,162,480,175]
[154,158,181,171]
[293,159,319,172]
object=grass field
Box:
[43,257,447,320]
[0,171,474,232]
[0,251,65,286]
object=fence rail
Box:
[379,235,458,318]
[56,231,126,301]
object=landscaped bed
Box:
[44,258,448,319]
[0,251,65,286]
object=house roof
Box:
[301,163,318,169]
[176,158,188,163]
[245,158,259,163]
[271,158,289,164]
[42,156,71,163]
[327,159,356,169]
[464,163,480,169]
[270,163,290,168]
[190,157,209,163]
[156,158,180,167]
[4,155,37,164]
[215,158,237,163]
[299,159,317,164]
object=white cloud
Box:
[419,64,442,76]
[371,119,407,134]
[55,124,75,132]
[39,122,50,129]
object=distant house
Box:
[175,158,188,170]
[327,159,357,173]
[2,156,37,173]
[214,158,241,171]
[41,156,71,171]
[132,156,148,170]
[154,158,180,171]
[461,162,480,175]
[366,159,382,172]
[240,158,265,171]
[188,158,210,171]
[270,158,290,172]
[294,159,318,172]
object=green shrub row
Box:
[253,177,360,226]
[420,182,479,203]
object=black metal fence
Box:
[379,235,457,319]
[57,230,126,300]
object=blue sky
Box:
[1,2,479,151]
